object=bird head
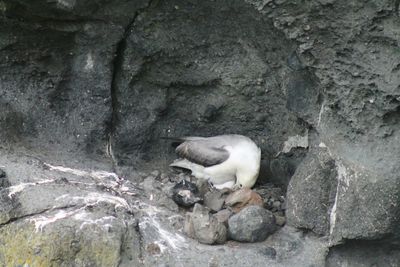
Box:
[235,147,261,189]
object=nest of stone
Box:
[167,173,286,245]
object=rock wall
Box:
[1,0,400,265]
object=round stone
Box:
[228,205,276,242]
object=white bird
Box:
[167,134,261,190]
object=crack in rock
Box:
[107,0,155,168]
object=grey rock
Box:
[255,184,286,213]
[214,209,233,226]
[203,190,226,212]
[274,215,286,227]
[269,0,400,244]
[109,0,305,170]
[195,178,211,197]
[258,246,277,259]
[268,156,300,187]
[0,149,330,267]
[185,204,227,245]
[1,0,400,264]
[0,169,10,188]
[150,170,161,180]
[286,149,337,236]
[327,240,400,267]
[228,206,276,242]
[272,201,282,211]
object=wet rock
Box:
[228,206,276,243]
[225,188,264,213]
[204,190,227,212]
[184,204,227,245]
[172,180,202,207]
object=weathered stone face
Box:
[268,0,400,245]
[1,0,400,265]
[110,0,306,169]
[286,148,338,236]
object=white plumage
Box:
[168,135,261,190]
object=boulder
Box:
[228,206,276,242]
[184,204,227,245]
[286,149,337,235]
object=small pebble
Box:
[259,246,277,259]
[272,201,282,211]
[146,243,161,255]
[274,215,286,226]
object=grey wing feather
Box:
[176,140,230,167]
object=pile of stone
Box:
[170,177,286,245]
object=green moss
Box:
[0,220,122,267]
[0,2,6,12]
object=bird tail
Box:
[160,136,207,141]
[160,136,207,148]
[170,159,205,177]
[160,136,185,141]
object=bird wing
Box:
[175,139,230,167]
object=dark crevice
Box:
[0,204,79,228]
[107,0,156,171]
[395,0,400,15]
[134,220,144,262]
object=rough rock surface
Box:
[267,0,400,245]
[184,204,227,245]
[286,146,337,235]
[225,188,264,213]
[1,0,400,265]
[326,240,400,267]
[214,209,233,226]
[108,0,306,169]
[204,190,228,212]
[228,205,276,242]
[0,149,329,266]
